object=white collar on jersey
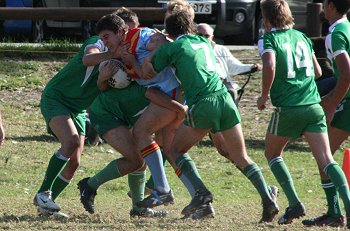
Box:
[329,17,348,32]
[271,26,291,32]
[176,34,186,40]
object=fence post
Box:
[306,3,323,37]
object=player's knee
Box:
[129,157,144,172]
[63,135,81,153]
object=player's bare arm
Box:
[257,52,275,110]
[321,52,350,122]
[140,54,158,79]
[147,31,170,51]
[145,87,188,121]
[82,46,116,67]
[312,53,322,78]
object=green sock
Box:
[321,179,342,217]
[324,162,350,213]
[51,174,70,200]
[243,163,271,201]
[145,150,167,189]
[87,159,121,190]
[128,170,146,211]
[145,175,155,190]
[269,157,300,207]
[38,151,69,192]
[175,153,206,191]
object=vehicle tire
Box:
[32,0,45,42]
[32,20,45,42]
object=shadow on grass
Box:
[0,213,117,226]
[197,138,310,153]
[7,134,57,143]
[8,134,311,152]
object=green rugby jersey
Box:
[43,36,106,113]
[152,34,225,106]
[325,18,350,99]
[258,28,320,107]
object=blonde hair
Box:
[166,0,195,20]
[261,0,294,28]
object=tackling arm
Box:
[82,47,115,67]
[145,87,187,121]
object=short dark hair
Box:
[327,0,350,15]
[165,10,195,38]
[95,13,126,34]
[115,7,139,27]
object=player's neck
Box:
[328,14,346,26]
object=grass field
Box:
[0,49,349,230]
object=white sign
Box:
[193,3,212,14]
[158,1,214,14]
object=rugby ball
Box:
[99,59,132,89]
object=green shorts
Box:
[268,103,327,138]
[184,91,241,133]
[40,94,86,136]
[331,98,350,132]
[89,83,149,135]
[89,110,126,135]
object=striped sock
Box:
[269,157,300,207]
[141,141,170,193]
[128,170,146,211]
[38,150,69,193]
[51,174,70,200]
[324,162,350,213]
[145,149,167,190]
[243,163,271,201]
[175,153,206,191]
[175,167,196,198]
[321,179,342,217]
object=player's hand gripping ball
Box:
[99,59,132,89]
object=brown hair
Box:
[261,0,294,28]
[166,0,195,20]
[165,10,196,38]
[114,7,140,27]
[96,13,127,34]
